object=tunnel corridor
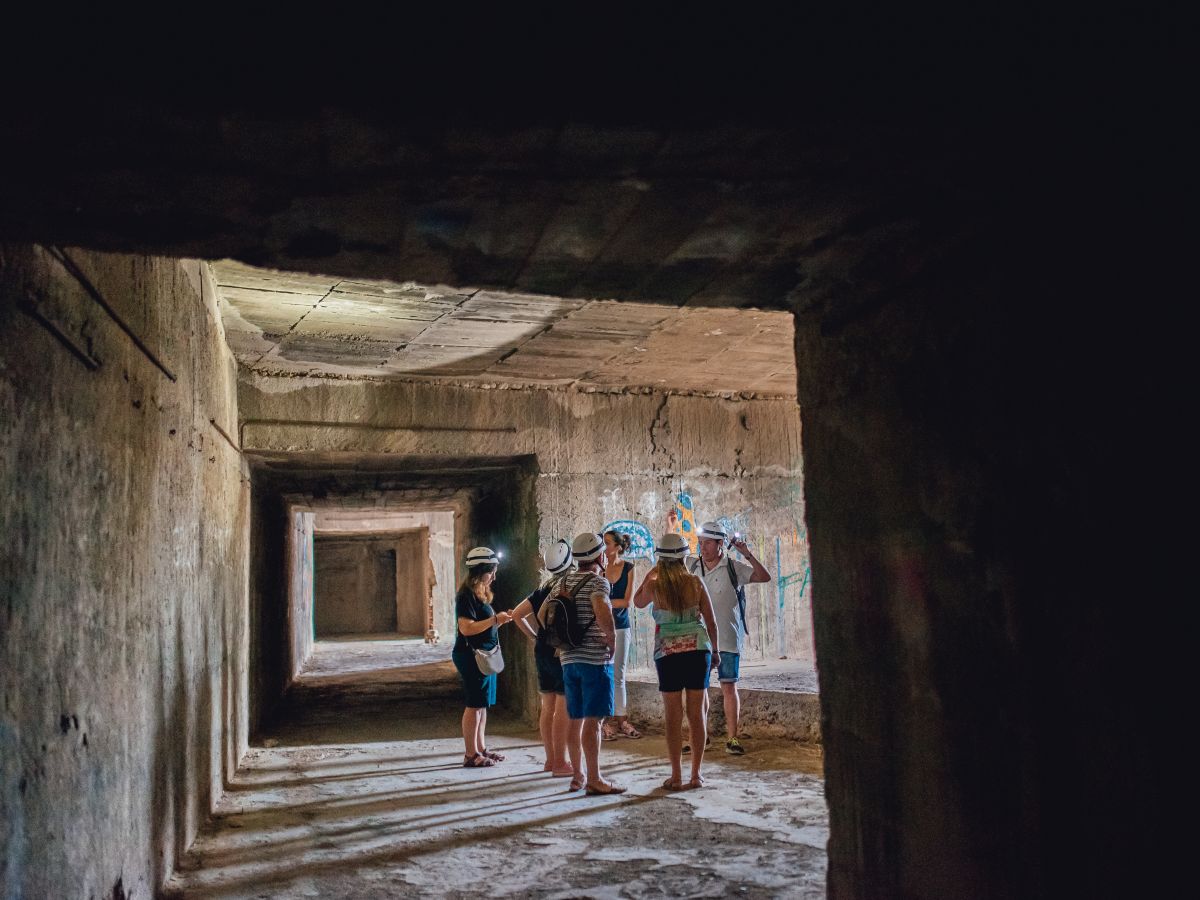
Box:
[1,73,1169,900]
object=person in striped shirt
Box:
[557,531,626,796]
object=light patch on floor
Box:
[165,711,826,898]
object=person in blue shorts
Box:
[511,540,575,777]
[549,532,625,796]
[687,521,771,755]
[452,546,513,768]
[634,532,720,789]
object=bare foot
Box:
[551,765,575,777]
[543,761,553,772]
[662,776,683,791]
[686,774,705,789]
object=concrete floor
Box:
[300,637,453,679]
[629,656,820,695]
[166,704,827,898]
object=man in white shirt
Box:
[687,521,771,754]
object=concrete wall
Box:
[0,246,248,898]
[286,510,315,676]
[314,510,453,639]
[312,536,402,636]
[237,371,811,717]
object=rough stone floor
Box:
[166,704,827,898]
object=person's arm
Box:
[511,597,538,642]
[458,609,512,636]
[731,537,771,584]
[696,578,720,666]
[591,590,616,652]
[632,566,658,609]
[611,562,634,609]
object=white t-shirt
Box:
[687,554,754,653]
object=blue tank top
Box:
[609,562,632,630]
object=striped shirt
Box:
[557,570,613,666]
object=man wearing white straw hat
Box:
[688,521,771,755]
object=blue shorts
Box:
[452,647,497,708]
[535,653,565,694]
[655,650,711,692]
[562,663,614,719]
[718,651,740,683]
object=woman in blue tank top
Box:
[633,532,720,790]
[603,530,641,740]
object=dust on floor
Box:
[166,711,827,898]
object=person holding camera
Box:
[688,521,771,755]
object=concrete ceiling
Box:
[215,261,797,398]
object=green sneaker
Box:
[725,737,745,755]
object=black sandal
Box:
[463,753,496,768]
[481,748,505,762]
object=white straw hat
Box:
[465,546,499,567]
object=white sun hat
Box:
[545,539,573,575]
[465,546,500,567]
[656,533,689,559]
[571,532,605,563]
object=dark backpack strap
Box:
[727,557,751,638]
[564,577,598,640]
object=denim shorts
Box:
[562,662,614,719]
[717,651,740,683]
[535,652,565,694]
[655,650,712,692]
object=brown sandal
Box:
[619,721,642,739]
[481,748,505,762]
[601,724,617,741]
[463,753,496,768]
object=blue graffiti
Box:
[601,519,656,560]
[717,512,751,539]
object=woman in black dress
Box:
[452,546,513,768]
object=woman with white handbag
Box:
[452,546,513,768]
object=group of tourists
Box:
[450,520,771,793]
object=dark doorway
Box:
[313,536,400,637]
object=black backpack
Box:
[539,577,596,651]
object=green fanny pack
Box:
[657,621,711,655]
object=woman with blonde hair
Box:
[633,532,719,790]
[452,546,513,768]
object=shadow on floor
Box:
[171,700,827,899]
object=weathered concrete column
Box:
[798,205,1165,897]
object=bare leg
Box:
[685,688,707,786]
[461,707,481,757]
[476,707,488,754]
[538,692,555,770]
[662,691,684,787]
[566,717,585,788]
[685,689,711,748]
[721,682,740,739]
[582,717,605,789]
[551,694,572,774]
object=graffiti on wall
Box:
[666,491,699,554]
[599,519,656,560]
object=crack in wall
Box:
[648,394,671,472]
